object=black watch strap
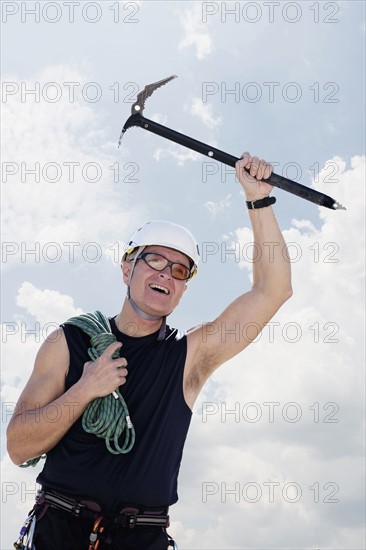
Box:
[246,196,276,210]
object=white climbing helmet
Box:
[123,220,200,278]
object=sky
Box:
[1,1,365,549]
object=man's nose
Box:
[158,265,172,278]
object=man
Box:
[7,153,292,549]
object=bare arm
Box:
[6,328,128,466]
[184,153,292,407]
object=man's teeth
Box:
[150,284,169,295]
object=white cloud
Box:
[152,98,221,165]
[153,146,200,166]
[188,97,222,129]
[178,2,214,60]
[16,282,83,326]
[150,112,168,125]
[325,120,337,134]
[1,65,144,269]
[0,329,40,404]
[204,193,232,218]
[1,284,84,403]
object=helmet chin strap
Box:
[127,246,167,341]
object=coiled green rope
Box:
[20,311,135,467]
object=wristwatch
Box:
[246,196,276,210]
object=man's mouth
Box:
[149,283,170,295]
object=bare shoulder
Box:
[11,328,70,416]
[34,327,70,374]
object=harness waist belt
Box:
[37,489,170,528]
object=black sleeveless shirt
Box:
[36,317,192,512]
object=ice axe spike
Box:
[119,75,346,211]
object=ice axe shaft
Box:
[121,112,341,210]
[119,75,346,210]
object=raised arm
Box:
[184,153,293,408]
[6,329,128,466]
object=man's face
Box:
[122,245,189,317]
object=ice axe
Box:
[119,75,345,210]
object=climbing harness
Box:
[36,487,101,519]
[35,488,171,528]
[15,488,178,549]
[20,311,135,467]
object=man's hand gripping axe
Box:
[119,75,345,210]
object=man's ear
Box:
[121,261,131,284]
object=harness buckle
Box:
[118,506,139,529]
[128,512,138,529]
[71,500,82,517]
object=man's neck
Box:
[114,300,164,337]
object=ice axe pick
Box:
[119,75,346,210]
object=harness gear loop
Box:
[13,506,38,549]
[20,311,136,467]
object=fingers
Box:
[117,367,128,387]
[256,158,273,180]
[102,341,123,357]
[262,160,273,180]
[238,151,251,167]
[83,341,128,374]
[101,341,128,368]
[117,367,128,376]
[236,153,273,181]
[81,341,129,398]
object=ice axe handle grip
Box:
[122,113,340,210]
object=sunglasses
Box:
[135,252,192,281]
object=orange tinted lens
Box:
[171,263,190,280]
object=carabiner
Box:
[88,516,105,550]
[167,533,178,549]
[26,514,37,549]
[13,509,36,550]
